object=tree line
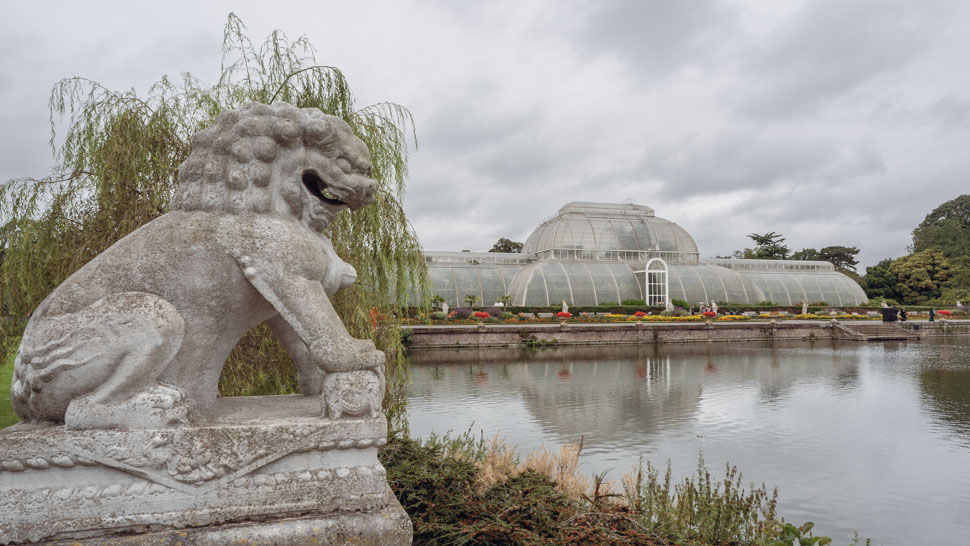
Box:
[729,194,970,306]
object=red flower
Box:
[473,311,490,319]
[702,311,716,318]
[556,311,572,318]
[633,311,647,317]
[938,310,952,315]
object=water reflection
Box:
[409,342,865,446]
[918,339,970,444]
[407,339,970,545]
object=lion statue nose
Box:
[345,175,377,209]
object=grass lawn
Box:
[1,341,19,429]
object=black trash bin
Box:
[880,308,899,323]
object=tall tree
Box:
[937,256,970,305]
[818,245,860,273]
[747,232,789,259]
[489,237,523,253]
[0,14,426,424]
[889,249,951,304]
[790,248,820,261]
[912,194,970,259]
[862,258,899,301]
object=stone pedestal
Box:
[0,396,411,545]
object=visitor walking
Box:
[929,308,936,322]
[900,308,908,322]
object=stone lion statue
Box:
[11,102,386,430]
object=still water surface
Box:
[406,339,970,545]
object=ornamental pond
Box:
[406,338,970,545]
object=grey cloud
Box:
[736,0,940,117]
[928,94,970,132]
[417,84,588,192]
[638,130,864,198]
[573,0,737,79]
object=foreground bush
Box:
[379,433,823,545]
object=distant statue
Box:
[562,299,569,314]
[11,102,386,430]
[442,302,449,315]
[802,301,808,315]
[711,300,718,314]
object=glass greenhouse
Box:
[423,202,869,308]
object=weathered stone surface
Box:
[37,507,413,545]
[0,397,410,544]
[3,103,411,544]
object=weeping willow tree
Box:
[0,14,427,428]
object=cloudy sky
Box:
[2,1,968,269]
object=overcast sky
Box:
[3,1,969,269]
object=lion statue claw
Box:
[11,102,386,430]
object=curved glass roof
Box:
[522,202,699,263]
[665,264,761,306]
[427,263,524,308]
[736,270,868,306]
[499,261,869,308]
[508,260,641,306]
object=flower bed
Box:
[407,310,890,325]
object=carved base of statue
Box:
[0,395,411,545]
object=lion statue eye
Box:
[336,157,353,174]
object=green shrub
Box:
[671,298,690,309]
[379,434,796,545]
[430,311,447,320]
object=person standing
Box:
[929,308,936,322]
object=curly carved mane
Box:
[171,102,370,218]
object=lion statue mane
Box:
[11,102,386,430]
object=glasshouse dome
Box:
[421,201,869,308]
[522,202,699,263]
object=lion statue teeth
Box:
[11,102,386,430]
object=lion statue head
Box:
[171,102,376,232]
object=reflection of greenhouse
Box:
[407,344,863,444]
[424,202,868,307]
